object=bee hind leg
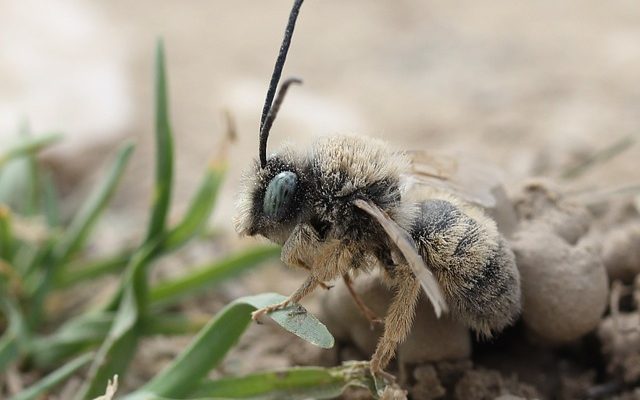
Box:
[370,265,420,376]
[343,274,383,329]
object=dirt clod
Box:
[602,223,640,283]
[453,368,540,400]
[511,223,608,343]
[410,365,446,400]
[598,312,640,383]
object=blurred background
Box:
[2,0,639,232]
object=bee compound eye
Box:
[263,171,298,219]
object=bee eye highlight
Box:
[263,171,298,220]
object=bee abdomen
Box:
[411,199,521,337]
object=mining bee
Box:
[234,0,522,376]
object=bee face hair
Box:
[235,148,308,242]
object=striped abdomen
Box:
[410,198,521,336]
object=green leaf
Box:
[149,245,280,306]
[30,312,115,368]
[75,242,156,400]
[11,353,93,400]
[190,363,376,400]
[0,334,18,374]
[0,133,62,168]
[146,39,174,242]
[246,294,334,350]
[55,252,132,288]
[163,164,225,252]
[41,170,60,227]
[0,298,28,372]
[127,293,334,399]
[30,310,205,368]
[0,205,15,261]
[52,141,135,266]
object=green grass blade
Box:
[75,242,155,400]
[10,352,93,400]
[190,364,375,400]
[142,312,207,336]
[146,40,174,242]
[29,311,203,368]
[41,170,60,227]
[0,205,15,261]
[149,245,280,306]
[30,312,115,368]
[0,334,18,373]
[127,293,333,399]
[0,298,27,372]
[55,252,132,288]
[162,164,225,252]
[0,133,62,168]
[52,141,135,266]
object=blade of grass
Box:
[75,241,156,400]
[190,364,376,400]
[29,310,206,369]
[561,134,636,180]
[146,39,174,242]
[0,133,62,168]
[162,164,225,252]
[149,245,280,306]
[11,352,94,400]
[23,132,41,217]
[52,141,135,266]
[0,333,18,374]
[55,252,132,288]
[0,205,15,261]
[41,170,60,227]
[0,297,27,372]
[142,312,208,336]
[30,312,115,368]
[126,293,334,399]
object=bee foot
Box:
[251,301,290,323]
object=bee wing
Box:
[402,150,504,208]
[352,198,448,317]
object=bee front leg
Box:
[370,265,421,376]
[251,275,320,322]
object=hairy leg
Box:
[370,265,421,374]
[251,275,320,322]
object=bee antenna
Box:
[259,0,304,169]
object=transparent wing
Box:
[402,150,505,208]
[352,198,448,317]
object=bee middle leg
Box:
[370,265,421,375]
[343,274,383,328]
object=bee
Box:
[234,0,521,376]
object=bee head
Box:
[235,0,306,241]
[235,152,306,242]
